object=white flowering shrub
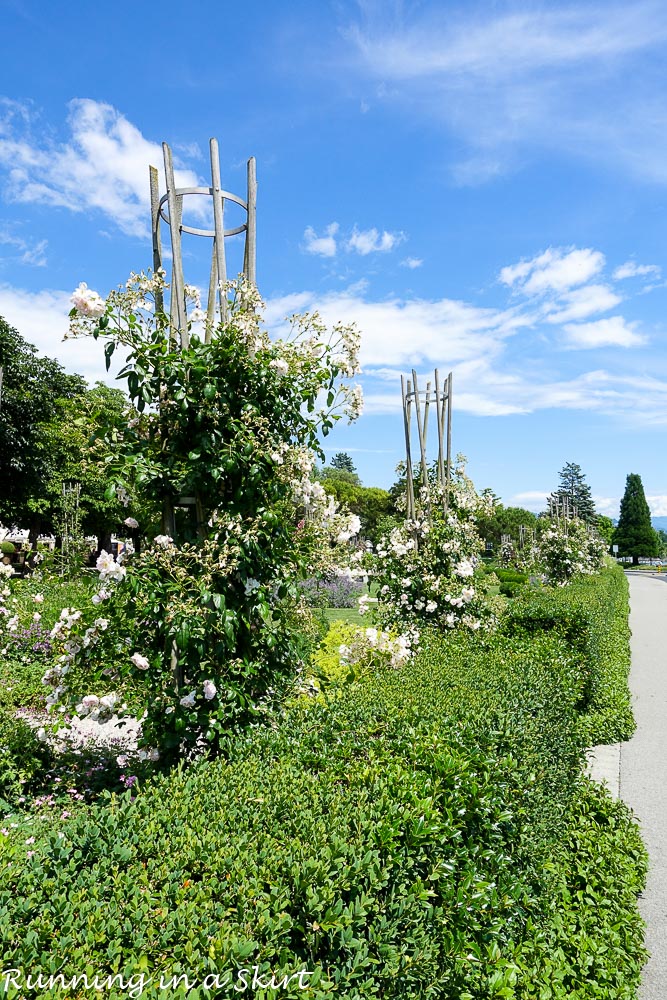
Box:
[371,460,495,633]
[51,271,364,763]
[537,518,607,586]
[338,625,417,679]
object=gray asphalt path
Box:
[620,574,667,999]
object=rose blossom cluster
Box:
[371,459,493,634]
[338,624,418,677]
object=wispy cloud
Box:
[510,491,667,517]
[401,256,423,269]
[3,242,664,424]
[497,245,649,348]
[0,228,47,266]
[647,496,667,516]
[544,284,622,324]
[344,2,667,183]
[508,491,550,512]
[613,260,662,280]
[0,99,201,238]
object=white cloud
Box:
[401,256,423,269]
[613,260,662,280]
[507,491,550,512]
[593,495,621,517]
[345,3,667,184]
[302,222,339,257]
[4,235,665,427]
[562,315,645,349]
[348,5,665,80]
[346,226,404,255]
[545,283,622,323]
[500,247,605,294]
[509,493,667,518]
[647,495,667,516]
[0,284,124,384]
[0,99,201,238]
[265,281,667,423]
[264,286,524,368]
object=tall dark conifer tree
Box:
[613,473,658,565]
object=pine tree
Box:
[613,473,659,565]
[330,452,356,474]
[549,462,597,523]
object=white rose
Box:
[202,679,217,700]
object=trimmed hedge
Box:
[0,567,644,998]
[515,779,648,998]
[501,563,634,745]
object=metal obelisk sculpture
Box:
[149,139,256,348]
[401,369,453,522]
[148,139,257,539]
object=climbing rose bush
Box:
[537,517,607,586]
[371,459,495,634]
[47,271,364,762]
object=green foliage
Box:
[329,451,358,476]
[656,528,667,558]
[0,316,86,534]
[515,780,648,998]
[0,625,585,997]
[57,277,363,764]
[373,463,493,633]
[0,575,95,710]
[613,472,659,564]
[536,517,606,586]
[0,709,54,808]
[320,478,392,544]
[475,505,538,552]
[0,566,645,996]
[549,462,597,524]
[43,383,133,548]
[501,563,634,745]
[0,541,15,555]
[596,514,614,546]
[493,568,530,584]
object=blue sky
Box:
[2,0,667,517]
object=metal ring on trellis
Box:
[158,188,249,238]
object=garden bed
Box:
[0,566,646,998]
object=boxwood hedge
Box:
[501,563,634,745]
[0,566,644,998]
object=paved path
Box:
[616,574,667,999]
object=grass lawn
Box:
[325,606,365,626]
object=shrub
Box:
[0,541,16,555]
[0,627,586,996]
[372,459,494,633]
[514,779,648,998]
[0,709,53,808]
[0,567,642,997]
[494,568,529,585]
[501,562,634,744]
[46,275,366,764]
[298,573,365,609]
